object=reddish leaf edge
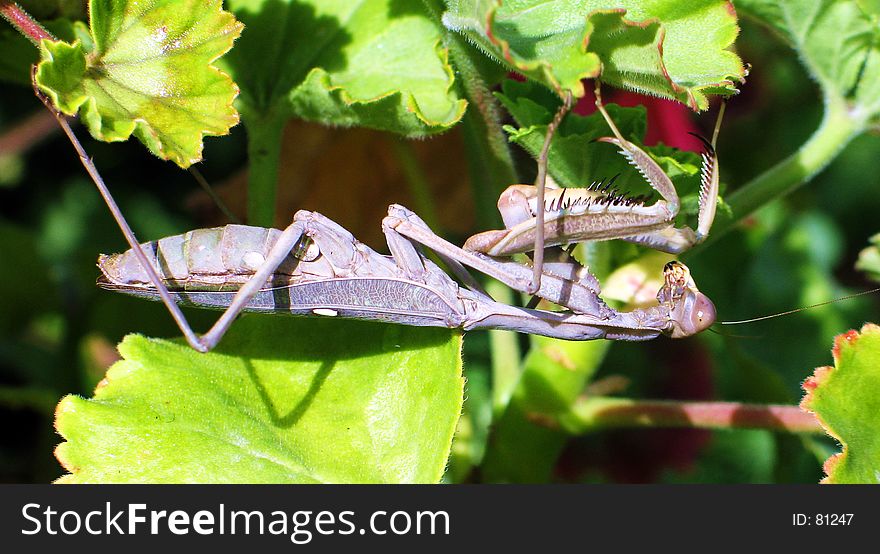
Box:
[800,322,880,484]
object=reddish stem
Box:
[0,1,55,46]
[0,110,58,156]
[554,397,824,435]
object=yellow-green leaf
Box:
[55,317,464,483]
[801,323,880,484]
[35,0,243,167]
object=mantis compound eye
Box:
[668,290,717,338]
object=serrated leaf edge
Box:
[54,331,465,484]
[445,2,745,109]
[293,39,467,132]
[444,1,600,97]
[800,322,880,484]
[36,6,243,168]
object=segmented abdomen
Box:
[98,225,299,291]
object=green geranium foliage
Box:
[443,0,745,109]
[738,0,880,123]
[55,317,464,483]
[801,323,880,484]
[223,0,467,136]
[34,0,243,167]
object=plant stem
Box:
[389,137,440,230]
[244,114,284,227]
[443,32,517,229]
[485,279,521,415]
[0,385,58,413]
[0,109,57,156]
[428,0,523,416]
[695,94,864,251]
[553,396,824,434]
[0,1,54,45]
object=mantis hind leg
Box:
[189,218,310,351]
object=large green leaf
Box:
[443,0,745,109]
[738,0,880,122]
[55,317,464,483]
[223,0,466,136]
[34,0,243,167]
[801,323,880,484]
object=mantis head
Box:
[668,287,717,338]
[660,261,716,338]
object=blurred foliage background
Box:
[1,4,879,483]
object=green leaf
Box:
[443,0,745,109]
[856,233,880,282]
[223,0,466,136]
[34,0,243,167]
[738,0,880,122]
[55,317,464,483]
[801,323,880,484]
[0,18,80,85]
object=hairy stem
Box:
[442,35,517,228]
[0,109,57,156]
[485,280,521,415]
[389,137,440,230]
[244,114,284,227]
[552,396,823,434]
[0,1,54,46]
[695,93,864,251]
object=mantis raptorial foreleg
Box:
[465,80,725,266]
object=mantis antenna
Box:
[720,287,880,325]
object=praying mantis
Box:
[95,82,723,352]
